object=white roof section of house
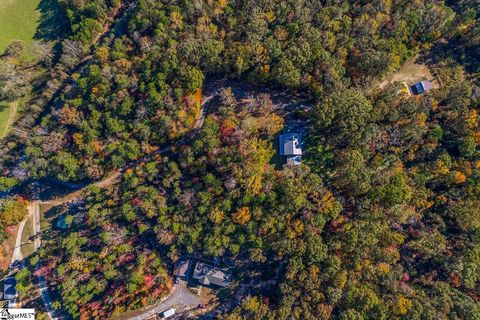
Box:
[286,155,302,166]
[279,133,302,156]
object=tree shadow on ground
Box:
[34,0,68,41]
[428,38,480,75]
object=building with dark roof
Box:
[411,80,433,95]
[192,262,232,287]
[173,259,190,279]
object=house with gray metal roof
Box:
[279,133,303,166]
[192,262,232,287]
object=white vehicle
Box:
[160,308,176,319]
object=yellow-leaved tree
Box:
[233,207,251,225]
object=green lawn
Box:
[0,0,41,53]
[0,0,41,136]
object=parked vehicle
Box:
[160,308,175,319]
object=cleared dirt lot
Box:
[379,55,438,89]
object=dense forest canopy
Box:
[0,0,479,319]
[22,0,458,181]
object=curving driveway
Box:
[127,280,200,320]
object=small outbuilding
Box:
[279,133,303,166]
[411,80,433,95]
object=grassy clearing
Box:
[0,0,41,53]
[0,0,41,136]
[379,55,437,89]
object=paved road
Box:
[36,265,61,320]
[8,201,41,309]
[11,217,27,265]
[7,217,28,308]
[30,203,60,318]
[127,281,200,320]
[29,186,62,320]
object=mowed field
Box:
[0,0,41,51]
[0,0,41,136]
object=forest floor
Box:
[379,54,438,89]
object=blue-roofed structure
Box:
[411,80,433,95]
